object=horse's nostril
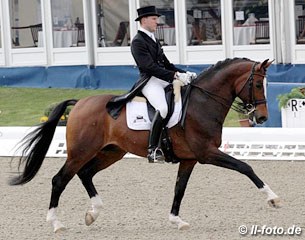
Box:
[257,116,268,124]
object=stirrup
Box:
[147,148,165,163]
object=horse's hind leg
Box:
[46,163,76,233]
[169,160,197,230]
[77,147,126,226]
[204,149,280,208]
[77,157,103,226]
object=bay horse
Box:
[10,58,280,232]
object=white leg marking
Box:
[260,184,281,208]
[85,195,103,226]
[169,214,190,230]
[46,208,66,233]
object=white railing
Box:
[1,127,305,160]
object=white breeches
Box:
[141,76,170,118]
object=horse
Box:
[9,58,280,233]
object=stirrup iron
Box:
[148,147,165,163]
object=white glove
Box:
[175,72,191,86]
[186,71,197,80]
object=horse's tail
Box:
[9,99,78,186]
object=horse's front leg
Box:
[204,148,281,208]
[169,160,197,230]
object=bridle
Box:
[235,62,267,115]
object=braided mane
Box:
[194,57,253,83]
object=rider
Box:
[131,6,197,163]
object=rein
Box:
[191,85,233,110]
[190,62,267,115]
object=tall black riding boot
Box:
[147,110,165,163]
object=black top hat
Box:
[135,6,161,21]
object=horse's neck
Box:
[189,86,231,127]
[198,73,236,104]
[190,61,249,125]
[190,72,238,125]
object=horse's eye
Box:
[255,81,263,89]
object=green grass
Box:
[0,87,125,126]
[0,87,239,126]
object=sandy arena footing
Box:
[1,157,305,239]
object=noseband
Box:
[236,62,267,115]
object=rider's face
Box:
[140,16,159,32]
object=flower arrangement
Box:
[276,87,305,109]
[40,102,72,125]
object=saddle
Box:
[107,79,192,164]
[137,82,191,163]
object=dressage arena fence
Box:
[0,127,305,161]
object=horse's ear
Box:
[259,59,274,70]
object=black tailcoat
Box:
[106,31,185,119]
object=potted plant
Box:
[276,87,305,127]
[277,87,305,109]
[40,102,72,126]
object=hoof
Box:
[85,212,95,226]
[169,214,190,230]
[54,221,66,233]
[268,197,281,208]
[54,226,66,234]
[178,222,190,230]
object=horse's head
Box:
[235,59,273,124]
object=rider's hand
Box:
[186,71,197,80]
[175,72,191,86]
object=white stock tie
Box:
[150,33,156,42]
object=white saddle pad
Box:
[126,96,182,130]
